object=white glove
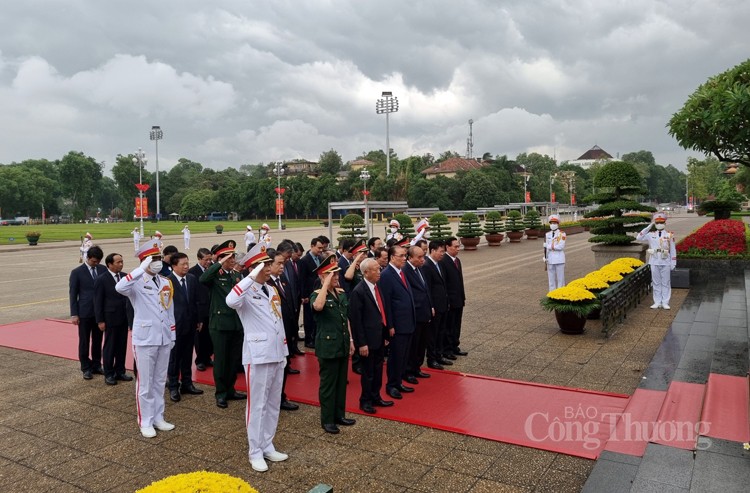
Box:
[671,265,676,271]
[542,256,547,263]
[248,262,264,280]
[646,249,654,255]
[140,256,152,271]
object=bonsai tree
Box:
[505,210,524,232]
[428,212,452,239]
[523,209,543,230]
[698,200,740,220]
[581,161,655,245]
[393,213,415,237]
[338,213,366,241]
[457,212,482,238]
[483,211,505,234]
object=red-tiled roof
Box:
[422,157,487,175]
[576,145,613,161]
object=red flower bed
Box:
[676,219,747,255]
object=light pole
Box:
[132,148,147,237]
[376,91,399,176]
[550,173,557,203]
[149,125,163,221]
[360,167,371,234]
[520,165,531,203]
[274,162,285,231]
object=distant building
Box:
[348,159,375,171]
[421,157,488,180]
[272,159,319,178]
[568,145,614,168]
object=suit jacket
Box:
[70,263,108,319]
[267,275,296,336]
[298,251,320,298]
[282,260,301,309]
[348,280,387,350]
[377,264,416,335]
[422,257,448,313]
[337,255,353,294]
[168,273,199,336]
[199,262,242,332]
[403,263,432,324]
[440,254,466,308]
[94,271,134,328]
[188,264,210,322]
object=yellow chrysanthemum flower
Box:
[136,471,259,493]
[595,269,624,283]
[577,276,610,291]
[546,286,597,302]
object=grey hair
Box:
[359,258,378,274]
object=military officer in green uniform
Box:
[199,240,246,409]
[311,254,356,434]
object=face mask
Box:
[655,224,665,230]
[390,227,398,233]
[550,224,558,231]
[149,260,163,272]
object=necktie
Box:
[454,257,461,272]
[261,285,269,297]
[659,231,662,237]
[416,267,426,287]
[90,267,98,279]
[399,271,408,288]
[276,278,285,296]
[293,261,298,275]
[114,273,119,283]
[374,285,387,327]
[153,277,159,288]
[181,278,188,301]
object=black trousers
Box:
[427,311,448,362]
[445,306,464,353]
[303,302,317,345]
[168,329,196,390]
[386,332,412,390]
[102,322,128,378]
[359,345,384,405]
[194,317,213,366]
[78,317,103,372]
[407,320,430,375]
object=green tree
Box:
[180,189,216,218]
[317,149,343,175]
[461,170,500,209]
[669,58,750,167]
[687,156,723,201]
[58,151,103,219]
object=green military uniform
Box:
[200,260,243,400]
[311,287,350,426]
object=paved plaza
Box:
[0,216,707,492]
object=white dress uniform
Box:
[244,229,256,249]
[636,218,677,308]
[132,229,140,251]
[545,228,566,291]
[80,236,93,262]
[225,269,288,464]
[116,257,176,431]
[259,231,272,248]
[181,226,191,249]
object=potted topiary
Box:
[505,210,524,242]
[523,209,543,239]
[580,161,656,267]
[540,286,600,334]
[698,199,740,220]
[393,213,415,238]
[215,224,224,234]
[25,231,42,246]
[483,211,505,246]
[457,212,483,250]
[428,212,452,240]
[338,213,366,241]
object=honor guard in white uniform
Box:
[410,219,429,246]
[131,228,140,251]
[258,223,273,248]
[225,243,289,472]
[636,212,676,309]
[385,218,402,243]
[544,215,566,291]
[181,225,191,250]
[80,232,93,262]
[244,225,256,251]
[116,240,177,438]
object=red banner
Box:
[550,192,556,203]
[571,194,576,206]
[275,199,284,215]
[135,198,149,218]
[525,191,531,203]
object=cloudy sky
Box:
[0,0,748,174]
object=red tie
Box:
[454,258,460,272]
[399,271,408,288]
[374,285,387,327]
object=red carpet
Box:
[701,373,750,443]
[650,381,706,451]
[604,388,666,457]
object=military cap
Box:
[238,242,270,268]
[315,254,341,275]
[136,239,162,261]
[653,212,668,223]
[212,239,237,258]
[548,214,560,223]
[351,239,367,255]
[415,218,429,233]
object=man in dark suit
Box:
[336,238,356,293]
[94,252,134,385]
[348,258,394,414]
[298,237,325,348]
[440,237,468,358]
[167,252,204,402]
[403,245,433,383]
[70,245,107,380]
[377,245,416,400]
[278,241,303,355]
[189,248,213,371]
[366,237,383,258]
[421,240,451,369]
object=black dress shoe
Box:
[181,384,204,395]
[360,404,376,414]
[427,361,444,370]
[352,366,363,375]
[403,375,419,385]
[453,348,468,356]
[280,400,299,411]
[387,388,403,400]
[304,342,315,349]
[169,389,181,402]
[416,371,431,378]
[322,423,340,434]
[91,367,104,375]
[374,398,394,407]
[195,363,206,371]
[227,392,246,400]
[83,370,93,380]
[336,417,356,426]
[293,348,305,356]
[437,358,453,366]
[286,368,300,375]
[116,373,133,382]
[396,384,414,393]
[216,398,228,408]
[443,353,457,360]
[105,376,117,385]
[207,360,214,367]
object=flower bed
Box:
[676,219,748,257]
[136,471,258,493]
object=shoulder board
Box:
[560,232,566,238]
[312,288,323,295]
[335,288,345,294]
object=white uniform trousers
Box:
[547,263,565,292]
[651,264,672,306]
[133,343,173,428]
[245,361,285,461]
[184,237,190,249]
[133,238,140,251]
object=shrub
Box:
[676,219,747,256]
[505,210,524,232]
[338,213,366,241]
[428,212,452,239]
[483,211,505,235]
[457,212,483,238]
[698,200,741,220]
[393,213,415,237]
[523,209,543,230]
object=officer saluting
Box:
[115,240,176,438]
[544,214,566,291]
[636,212,676,309]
